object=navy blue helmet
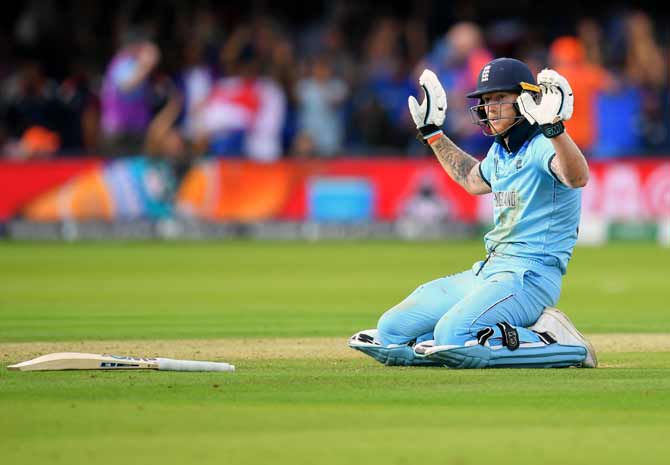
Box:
[467,58,540,136]
[467,58,538,99]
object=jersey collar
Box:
[495,120,542,154]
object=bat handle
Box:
[156,358,235,372]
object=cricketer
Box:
[350,58,598,369]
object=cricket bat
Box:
[7,352,235,372]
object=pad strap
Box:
[496,322,520,351]
[476,327,494,346]
[535,331,557,345]
[357,333,378,345]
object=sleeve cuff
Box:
[478,163,491,187]
[547,153,565,185]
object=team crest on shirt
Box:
[494,191,518,208]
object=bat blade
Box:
[7,352,159,371]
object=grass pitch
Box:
[1,241,669,465]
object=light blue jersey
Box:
[479,124,581,274]
[351,61,592,369]
[352,121,590,369]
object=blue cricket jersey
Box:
[478,122,581,274]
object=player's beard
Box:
[470,101,524,137]
[487,116,523,137]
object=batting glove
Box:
[517,69,574,138]
[408,69,447,143]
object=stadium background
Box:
[2,3,670,465]
[0,0,668,243]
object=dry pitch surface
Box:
[3,334,670,367]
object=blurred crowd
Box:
[1,0,668,166]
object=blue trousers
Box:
[377,254,563,347]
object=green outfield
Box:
[1,241,669,465]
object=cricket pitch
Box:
[3,334,670,368]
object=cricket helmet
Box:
[467,57,540,136]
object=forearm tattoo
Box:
[431,135,485,192]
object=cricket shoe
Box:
[348,329,441,366]
[530,308,598,368]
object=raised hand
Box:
[408,69,447,141]
[517,69,574,138]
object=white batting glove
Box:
[517,69,574,138]
[538,69,573,121]
[408,69,447,142]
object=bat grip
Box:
[156,358,235,372]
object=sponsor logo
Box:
[493,191,518,208]
[100,362,140,368]
[104,354,156,362]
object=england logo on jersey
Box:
[494,191,518,208]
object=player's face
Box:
[482,92,519,134]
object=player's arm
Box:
[517,69,589,188]
[408,69,491,196]
[548,133,589,188]
[428,134,491,194]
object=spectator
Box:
[549,36,615,153]
[99,34,161,156]
[624,11,665,88]
[193,41,286,162]
[144,92,196,183]
[58,61,100,155]
[5,125,61,160]
[353,17,416,150]
[420,22,493,155]
[0,3,668,159]
[1,59,63,159]
[300,22,357,88]
[577,18,605,66]
[174,38,213,140]
[267,36,299,153]
[624,11,668,151]
[295,55,349,156]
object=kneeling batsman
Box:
[349,58,597,369]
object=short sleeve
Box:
[478,152,493,187]
[530,136,563,185]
